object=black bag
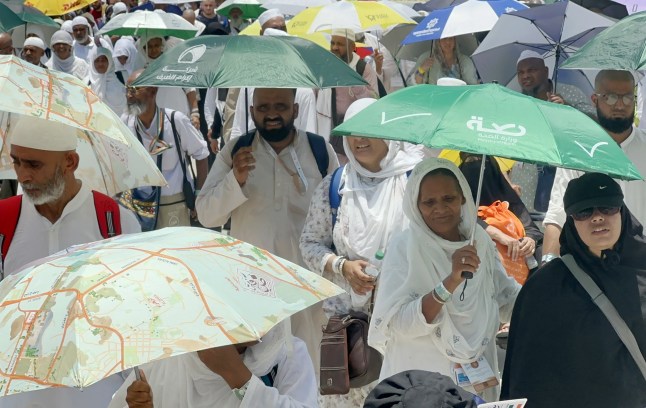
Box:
[168,111,197,211]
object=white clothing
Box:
[543,127,646,228]
[73,37,112,62]
[112,37,138,77]
[362,32,400,94]
[122,108,209,197]
[89,47,127,116]
[194,20,207,36]
[368,158,519,401]
[45,54,89,81]
[108,336,317,408]
[204,87,225,129]
[230,88,318,139]
[4,182,141,276]
[639,76,646,129]
[157,87,192,117]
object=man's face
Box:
[592,78,635,134]
[201,0,216,17]
[126,73,154,116]
[52,43,72,60]
[516,58,549,95]
[229,7,242,20]
[23,46,45,65]
[0,35,14,55]
[261,17,286,33]
[250,89,299,143]
[73,24,89,43]
[146,38,163,60]
[330,35,354,63]
[10,145,68,205]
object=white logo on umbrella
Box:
[177,44,207,64]
[575,141,608,158]
[466,116,526,136]
[426,18,439,29]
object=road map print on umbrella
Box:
[0,227,343,396]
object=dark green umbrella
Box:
[0,3,24,33]
[1,0,59,27]
[133,35,367,89]
[561,11,646,71]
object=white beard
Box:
[22,166,66,205]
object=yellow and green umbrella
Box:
[240,20,335,49]
[0,227,343,396]
[287,0,416,35]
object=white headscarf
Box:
[338,98,423,262]
[112,37,138,76]
[90,47,127,115]
[369,158,500,364]
[134,36,166,70]
[45,30,89,81]
[109,322,290,408]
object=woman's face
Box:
[53,43,72,60]
[439,37,455,55]
[117,55,128,67]
[417,172,465,241]
[146,38,163,60]
[93,55,109,74]
[572,207,622,257]
[346,136,388,172]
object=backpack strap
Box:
[305,132,330,178]
[356,58,366,77]
[92,191,122,239]
[115,70,125,86]
[231,130,256,159]
[0,195,23,279]
[328,165,345,228]
[260,364,279,387]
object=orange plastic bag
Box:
[478,201,529,285]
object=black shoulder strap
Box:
[168,111,195,182]
[231,130,256,159]
[305,132,329,178]
[115,70,125,86]
[356,58,366,77]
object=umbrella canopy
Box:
[561,11,646,71]
[132,35,367,89]
[260,0,334,16]
[287,0,416,34]
[239,21,332,49]
[402,0,528,44]
[413,0,465,13]
[472,1,613,86]
[23,0,94,15]
[613,0,645,13]
[378,0,420,19]
[0,56,166,196]
[0,227,344,395]
[217,0,267,19]
[381,23,478,61]
[332,83,642,181]
[0,0,58,27]
[0,3,24,33]
[98,10,198,40]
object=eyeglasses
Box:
[571,206,621,221]
[126,86,141,95]
[594,93,635,106]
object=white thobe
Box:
[196,130,338,368]
[543,127,646,228]
[4,183,141,276]
[230,88,318,139]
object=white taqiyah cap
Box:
[113,2,128,16]
[24,37,46,50]
[517,50,544,65]
[437,77,466,86]
[9,116,78,151]
[345,98,377,121]
[258,8,284,26]
[72,15,90,28]
[331,28,356,42]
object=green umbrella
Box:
[561,11,646,71]
[133,35,367,89]
[0,3,24,33]
[333,84,642,181]
[1,0,59,27]
[217,0,267,19]
[98,10,198,40]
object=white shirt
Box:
[73,37,112,62]
[543,127,646,228]
[4,183,141,276]
[122,109,209,196]
[230,88,318,139]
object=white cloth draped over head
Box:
[90,47,127,115]
[338,98,423,261]
[109,322,290,408]
[133,36,166,70]
[368,157,500,364]
[45,30,89,81]
[112,37,138,76]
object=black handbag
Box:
[168,111,197,211]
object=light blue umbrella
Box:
[402,0,527,44]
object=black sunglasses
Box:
[571,206,620,221]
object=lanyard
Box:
[135,109,167,155]
[260,137,309,193]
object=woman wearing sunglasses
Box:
[501,172,646,408]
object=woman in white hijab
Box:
[112,37,138,77]
[45,30,89,81]
[300,98,423,407]
[368,158,520,402]
[108,322,318,408]
[89,47,127,115]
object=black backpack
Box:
[356,59,388,98]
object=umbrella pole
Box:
[462,153,486,280]
[134,366,142,380]
[244,88,249,135]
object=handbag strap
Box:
[561,254,646,381]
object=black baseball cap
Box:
[564,173,624,216]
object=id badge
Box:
[477,398,527,408]
[460,356,499,392]
[451,363,471,388]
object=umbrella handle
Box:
[134,366,142,381]
[461,154,486,280]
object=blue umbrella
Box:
[402,0,527,45]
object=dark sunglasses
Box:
[571,206,620,221]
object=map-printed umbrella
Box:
[0,55,166,196]
[132,35,367,89]
[0,227,344,396]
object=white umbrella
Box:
[260,0,334,16]
[98,10,198,40]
